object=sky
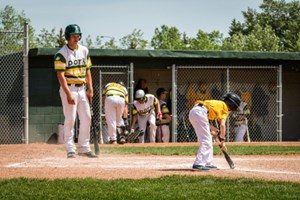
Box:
[1,0,265,42]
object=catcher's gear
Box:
[117,125,128,144]
[135,89,145,101]
[127,128,144,143]
[65,24,82,41]
[221,92,241,111]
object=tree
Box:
[0,5,36,54]
[120,29,147,49]
[151,25,184,49]
[228,0,300,52]
[57,28,65,48]
[223,24,280,51]
[189,30,223,50]
[35,28,58,48]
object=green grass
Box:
[0,176,299,200]
[100,145,300,155]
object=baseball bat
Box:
[159,119,163,142]
[245,118,251,142]
[182,115,190,142]
[91,109,100,155]
[213,119,235,169]
[213,134,235,169]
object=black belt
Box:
[107,94,124,98]
[198,103,209,114]
[67,83,85,87]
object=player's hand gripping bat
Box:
[213,120,235,169]
[91,109,100,155]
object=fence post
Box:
[171,64,177,142]
[23,22,29,144]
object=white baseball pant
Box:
[60,85,91,154]
[234,124,247,142]
[157,125,170,142]
[105,95,125,141]
[137,110,157,143]
[189,105,213,166]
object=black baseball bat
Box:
[91,109,100,155]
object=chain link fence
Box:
[88,65,131,144]
[175,66,280,142]
[0,29,25,144]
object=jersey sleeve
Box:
[54,53,66,71]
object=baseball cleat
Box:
[78,151,98,158]
[205,164,218,169]
[67,152,76,158]
[192,164,211,171]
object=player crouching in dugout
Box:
[130,89,162,143]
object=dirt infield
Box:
[0,142,299,183]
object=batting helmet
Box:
[65,24,82,41]
[135,89,145,101]
[221,92,241,111]
[118,81,125,86]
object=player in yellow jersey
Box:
[54,24,96,158]
[102,81,128,144]
[189,93,240,170]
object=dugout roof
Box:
[29,48,300,69]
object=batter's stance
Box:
[189,93,240,170]
[131,89,162,143]
[102,82,128,144]
[55,24,97,158]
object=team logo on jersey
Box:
[68,59,86,67]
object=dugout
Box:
[26,48,300,143]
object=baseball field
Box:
[0,142,299,199]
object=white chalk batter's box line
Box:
[2,157,300,176]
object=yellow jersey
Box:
[195,100,229,121]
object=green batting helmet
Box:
[65,24,82,40]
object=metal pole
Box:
[171,64,177,142]
[23,23,29,144]
[129,62,134,127]
[226,67,230,142]
[278,65,283,141]
[99,70,103,144]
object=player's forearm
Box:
[57,72,71,96]
[85,70,93,93]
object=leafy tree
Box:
[96,36,119,49]
[189,30,223,50]
[120,29,147,49]
[228,0,300,52]
[151,25,184,49]
[35,28,58,48]
[0,5,36,54]
[223,32,245,51]
[82,34,93,48]
[57,28,65,48]
[223,24,280,51]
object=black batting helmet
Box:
[221,92,241,111]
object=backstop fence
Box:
[0,23,28,144]
[173,65,282,142]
